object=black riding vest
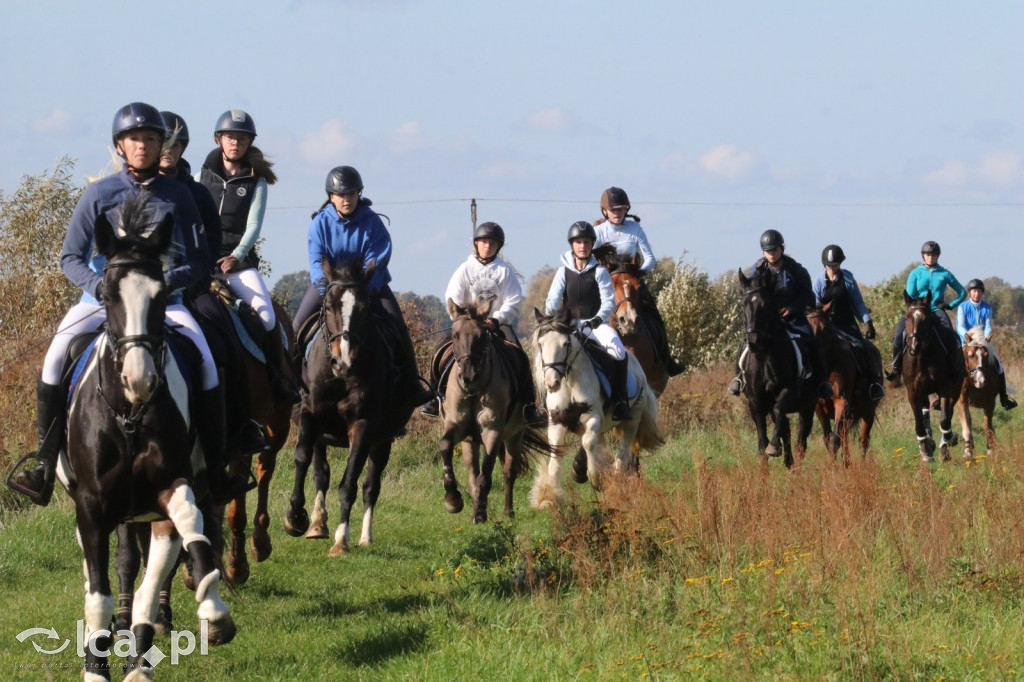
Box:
[561,267,600,320]
[198,148,260,268]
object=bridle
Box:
[319,279,362,357]
[537,325,585,383]
[904,304,931,355]
[451,315,493,396]
[100,258,169,379]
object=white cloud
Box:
[299,119,358,164]
[33,109,72,135]
[389,121,425,154]
[699,144,758,180]
[524,107,575,134]
[923,160,969,186]
[978,150,1022,186]
[923,152,1021,187]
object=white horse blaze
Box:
[339,289,356,368]
[119,271,162,402]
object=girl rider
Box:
[956,278,1017,410]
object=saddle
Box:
[578,333,639,402]
[298,305,401,378]
[429,329,526,411]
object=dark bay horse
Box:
[64,197,234,679]
[899,293,966,461]
[284,257,416,556]
[958,326,1000,459]
[736,267,816,468]
[807,306,878,464]
[437,298,551,523]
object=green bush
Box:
[657,260,742,369]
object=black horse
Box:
[736,267,817,467]
[60,195,234,679]
[284,257,417,556]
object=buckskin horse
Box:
[60,197,234,680]
[284,257,417,556]
[899,292,966,461]
[807,305,878,464]
[736,267,817,468]
[436,298,552,522]
[530,307,664,509]
[957,326,1000,459]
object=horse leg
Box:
[224,460,250,585]
[958,393,975,460]
[582,415,612,489]
[748,402,771,458]
[815,402,838,460]
[155,559,176,634]
[305,441,330,540]
[939,396,959,462]
[780,415,794,469]
[531,422,567,510]
[984,403,996,456]
[330,422,370,556]
[285,416,316,536]
[914,401,935,461]
[615,418,641,476]
[76,514,114,681]
[473,434,502,524]
[164,483,235,645]
[795,408,814,468]
[124,519,181,678]
[833,396,851,467]
[502,437,525,519]
[355,442,392,548]
[113,523,141,635]
[251,447,277,562]
[438,423,465,514]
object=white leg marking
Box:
[166,485,208,548]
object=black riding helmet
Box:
[600,186,630,211]
[325,166,364,195]
[567,220,597,243]
[213,109,257,142]
[112,102,166,148]
[760,229,785,251]
[966,278,985,292]
[821,244,846,266]
[921,240,941,255]
[474,222,505,248]
[160,111,189,150]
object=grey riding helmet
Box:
[111,102,166,147]
[567,220,597,243]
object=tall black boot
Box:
[885,341,904,382]
[611,357,634,422]
[196,385,253,505]
[7,379,64,506]
[396,326,435,407]
[811,342,834,399]
[264,324,300,405]
[516,355,546,426]
[999,371,1018,410]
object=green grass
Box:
[3,397,1024,680]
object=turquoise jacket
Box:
[905,263,966,312]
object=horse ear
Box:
[447,297,463,319]
[738,268,750,288]
[533,307,545,323]
[322,258,338,284]
[903,290,913,306]
[95,211,118,257]
[476,296,494,318]
[364,257,377,283]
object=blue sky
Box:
[3,1,1022,297]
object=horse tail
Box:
[635,394,667,453]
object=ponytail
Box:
[311,197,330,219]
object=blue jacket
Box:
[746,255,815,324]
[956,299,993,343]
[813,269,872,322]
[306,198,392,293]
[61,168,209,304]
[905,263,966,312]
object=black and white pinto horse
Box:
[63,196,233,680]
[284,257,417,557]
[530,308,664,509]
[736,267,817,468]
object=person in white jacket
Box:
[422,222,545,425]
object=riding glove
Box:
[865,321,876,340]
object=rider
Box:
[594,186,685,376]
[886,241,966,382]
[10,102,247,506]
[292,165,434,408]
[728,229,834,400]
[956,278,1017,410]
[159,111,268,456]
[545,221,633,422]
[197,109,298,405]
[421,222,545,425]
[812,244,885,402]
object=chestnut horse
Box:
[899,293,966,461]
[958,326,1000,459]
[807,306,878,464]
[608,267,670,397]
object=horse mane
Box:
[117,192,153,242]
[533,307,576,336]
[964,325,995,363]
[331,257,368,287]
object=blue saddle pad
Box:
[589,356,640,402]
[67,335,195,407]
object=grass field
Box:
[2,366,1024,680]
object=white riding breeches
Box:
[225,268,275,331]
[581,323,627,361]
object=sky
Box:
[2,1,1023,299]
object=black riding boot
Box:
[7,379,64,506]
[396,327,435,408]
[886,340,904,382]
[810,341,834,400]
[611,357,634,422]
[264,324,300,405]
[196,385,253,505]
[518,362,546,427]
[646,304,685,377]
[999,371,1018,410]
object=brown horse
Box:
[957,326,1000,459]
[608,268,670,397]
[807,306,878,464]
[900,293,966,461]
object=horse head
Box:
[448,296,494,392]
[737,266,780,350]
[963,326,990,389]
[532,307,577,392]
[610,270,641,335]
[95,194,173,404]
[902,292,933,357]
[321,256,376,376]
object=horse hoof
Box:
[251,530,273,562]
[328,541,349,557]
[155,611,173,635]
[920,454,934,463]
[765,443,780,457]
[206,616,236,646]
[225,561,250,586]
[284,507,310,537]
[305,521,329,540]
[124,668,154,681]
[572,448,588,484]
[445,492,464,514]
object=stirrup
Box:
[6,453,55,506]
[728,377,743,396]
[420,396,441,418]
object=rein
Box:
[538,326,586,381]
[319,279,363,353]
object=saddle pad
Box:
[225,303,267,365]
[67,334,196,407]
[67,336,101,407]
[589,358,639,402]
